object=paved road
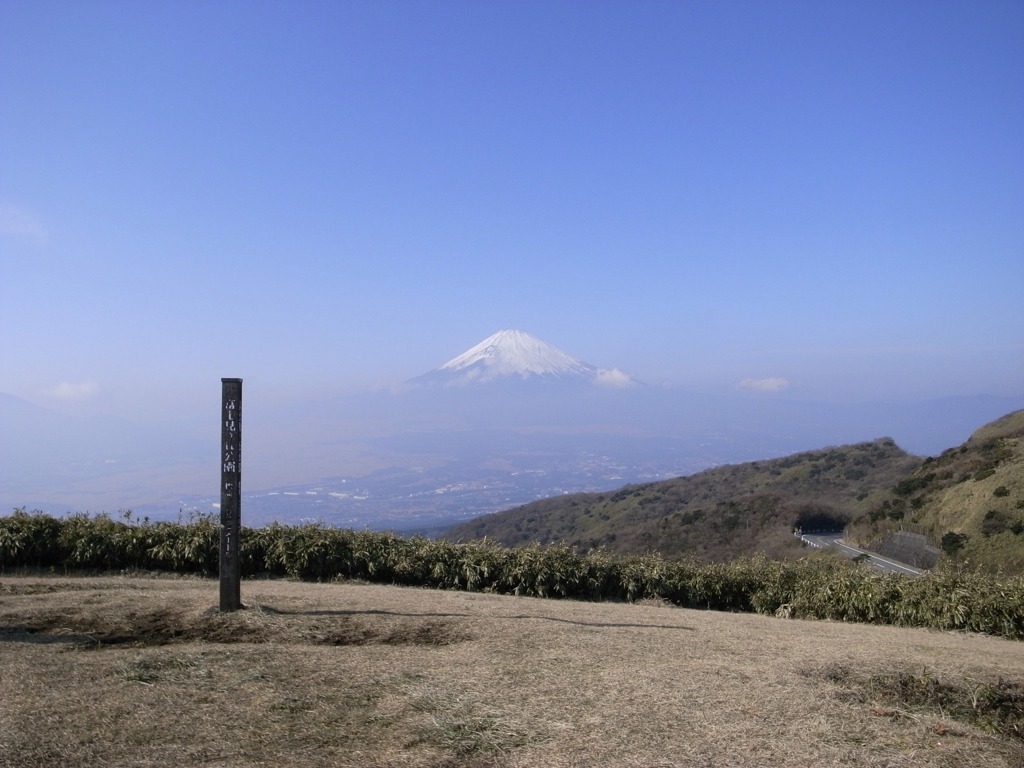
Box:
[798,533,924,577]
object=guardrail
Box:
[793,529,843,549]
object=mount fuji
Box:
[410,330,636,388]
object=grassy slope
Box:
[445,438,919,561]
[847,410,1024,574]
[2,575,1022,768]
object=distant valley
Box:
[178,430,742,533]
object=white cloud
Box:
[45,380,100,401]
[595,368,636,389]
[0,203,48,246]
[739,377,790,393]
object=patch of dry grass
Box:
[1,575,1023,767]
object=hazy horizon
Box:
[3,361,1022,523]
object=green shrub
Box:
[2,511,1023,639]
[941,531,968,556]
[0,508,65,569]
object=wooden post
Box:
[219,378,242,611]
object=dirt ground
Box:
[1,574,1022,767]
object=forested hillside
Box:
[444,438,919,561]
[444,411,1024,574]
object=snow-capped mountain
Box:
[411,330,635,387]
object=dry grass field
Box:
[1,574,1022,768]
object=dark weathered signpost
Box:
[219,378,242,611]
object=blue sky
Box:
[2,0,1022,426]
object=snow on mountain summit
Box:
[440,330,595,380]
[413,330,636,387]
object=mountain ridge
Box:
[444,437,919,560]
[444,410,1024,574]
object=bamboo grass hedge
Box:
[3,509,1022,640]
